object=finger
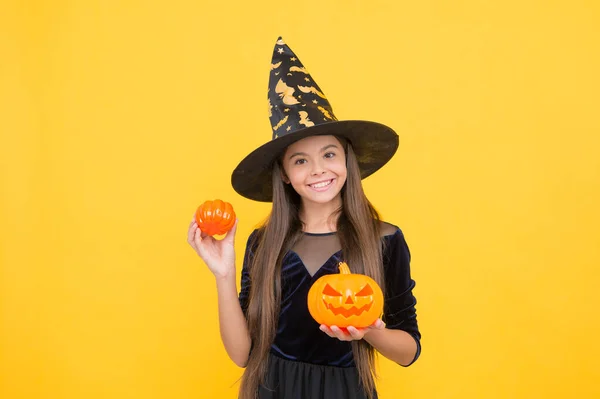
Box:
[346,326,365,340]
[319,325,336,338]
[193,227,203,250]
[330,326,351,341]
[192,214,203,235]
[325,326,343,339]
[188,221,197,244]
[224,219,239,244]
[372,319,386,330]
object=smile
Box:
[308,179,334,191]
[323,300,373,318]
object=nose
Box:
[310,159,326,176]
[345,296,354,305]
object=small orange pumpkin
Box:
[307,262,383,328]
[195,199,236,236]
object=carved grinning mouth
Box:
[323,299,373,318]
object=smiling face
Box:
[307,263,384,328]
[321,280,376,318]
[281,135,347,206]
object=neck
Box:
[299,195,342,233]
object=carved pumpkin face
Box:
[195,199,236,236]
[307,262,383,328]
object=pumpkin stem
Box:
[338,262,351,274]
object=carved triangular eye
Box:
[356,284,374,296]
[322,284,342,296]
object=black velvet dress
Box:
[238,223,421,399]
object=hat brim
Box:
[231,120,399,202]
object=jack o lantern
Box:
[195,199,236,236]
[307,262,383,328]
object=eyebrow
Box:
[288,144,339,160]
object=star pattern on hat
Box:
[268,37,338,139]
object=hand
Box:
[319,319,386,341]
[187,215,238,280]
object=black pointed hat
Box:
[231,37,399,202]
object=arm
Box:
[323,322,419,366]
[376,228,421,366]
[215,274,251,367]
[187,218,252,367]
[321,227,421,366]
[363,325,418,366]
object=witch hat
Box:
[231,37,399,202]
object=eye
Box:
[355,284,374,296]
[294,158,307,165]
[324,152,336,159]
[322,284,342,296]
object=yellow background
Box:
[2,0,599,398]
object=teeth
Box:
[311,180,332,188]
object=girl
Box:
[187,38,420,399]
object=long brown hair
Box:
[239,138,384,399]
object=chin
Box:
[303,188,343,205]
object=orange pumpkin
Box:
[195,199,236,236]
[307,262,383,328]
